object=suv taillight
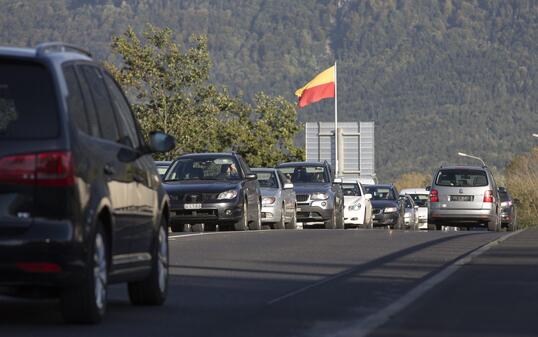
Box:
[429,189,439,203]
[0,151,74,187]
[483,190,493,203]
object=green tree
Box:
[105,25,303,165]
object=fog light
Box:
[225,209,233,216]
[321,201,327,207]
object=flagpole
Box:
[334,61,338,176]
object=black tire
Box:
[61,222,108,324]
[285,208,297,230]
[435,224,443,231]
[336,205,345,229]
[128,218,168,306]
[324,210,336,229]
[274,204,285,229]
[234,202,249,231]
[170,223,190,232]
[249,199,262,230]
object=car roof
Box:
[155,161,172,165]
[438,165,487,171]
[178,152,235,158]
[399,188,429,195]
[364,184,394,188]
[0,45,93,64]
[277,161,325,167]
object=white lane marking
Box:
[169,229,274,240]
[330,229,525,337]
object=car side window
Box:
[237,156,251,176]
[63,65,90,134]
[103,73,140,148]
[80,65,119,143]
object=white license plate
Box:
[184,203,202,209]
[296,208,302,212]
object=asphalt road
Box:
[1,228,534,337]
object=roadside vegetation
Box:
[394,172,432,191]
[505,147,538,227]
[105,26,303,166]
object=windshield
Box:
[279,166,329,183]
[364,186,396,200]
[164,156,242,181]
[408,194,429,207]
[256,171,279,188]
[0,59,59,139]
[436,169,488,187]
[342,183,362,196]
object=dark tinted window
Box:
[80,65,119,142]
[103,73,139,148]
[165,156,242,181]
[364,186,397,200]
[499,191,510,202]
[436,169,488,187]
[75,66,100,137]
[63,65,89,133]
[0,59,58,139]
[342,183,362,196]
[408,194,428,207]
[278,165,330,183]
[256,171,279,188]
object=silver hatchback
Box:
[428,165,501,231]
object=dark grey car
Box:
[276,161,344,229]
[428,165,501,231]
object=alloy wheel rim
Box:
[94,233,107,310]
[157,226,168,293]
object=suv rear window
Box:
[278,165,330,183]
[435,169,488,187]
[0,59,59,139]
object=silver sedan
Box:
[253,168,297,229]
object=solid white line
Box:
[329,229,525,337]
[169,229,274,240]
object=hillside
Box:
[1,0,537,180]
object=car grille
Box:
[372,208,383,215]
[175,209,218,218]
[296,194,309,202]
[170,193,220,203]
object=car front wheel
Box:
[128,217,169,306]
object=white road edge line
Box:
[330,229,525,337]
[169,229,274,240]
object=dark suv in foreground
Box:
[0,43,175,323]
[163,153,261,232]
[277,161,344,229]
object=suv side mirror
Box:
[246,173,257,180]
[426,185,431,191]
[148,131,176,153]
[283,183,294,189]
[364,193,372,200]
[333,178,342,184]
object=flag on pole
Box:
[294,65,335,108]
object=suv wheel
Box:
[324,210,336,229]
[61,222,108,324]
[336,204,345,229]
[249,199,262,230]
[286,208,297,230]
[234,202,249,231]
[171,223,190,232]
[128,218,169,305]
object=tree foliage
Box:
[505,147,538,227]
[105,25,303,165]
[394,172,432,192]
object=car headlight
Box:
[348,204,361,211]
[262,196,276,206]
[384,207,398,213]
[311,192,329,200]
[217,190,238,200]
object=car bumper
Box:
[170,199,245,224]
[261,205,283,223]
[372,212,399,226]
[428,209,496,225]
[0,219,85,288]
[296,204,332,222]
[344,209,364,225]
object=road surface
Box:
[1,228,536,337]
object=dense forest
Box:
[1,0,537,180]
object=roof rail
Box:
[36,42,92,58]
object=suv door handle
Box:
[103,164,116,176]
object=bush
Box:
[505,148,538,227]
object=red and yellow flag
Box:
[294,65,335,108]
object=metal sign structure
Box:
[305,122,375,181]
